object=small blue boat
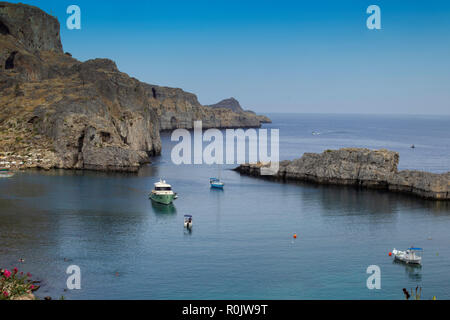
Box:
[210,178,224,189]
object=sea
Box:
[0,113,449,300]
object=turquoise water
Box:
[0,114,449,300]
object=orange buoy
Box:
[293,234,297,239]
[389,252,392,257]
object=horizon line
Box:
[260,111,450,117]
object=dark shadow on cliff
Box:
[0,19,10,35]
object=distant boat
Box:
[149,179,177,205]
[392,247,423,265]
[0,169,14,178]
[411,145,416,149]
[210,164,224,189]
[210,178,224,189]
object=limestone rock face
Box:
[0,2,270,172]
[1,50,162,171]
[0,2,63,53]
[284,148,398,186]
[235,148,449,200]
[388,170,450,200]
[155,92,271,130]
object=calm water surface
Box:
[0,114,449,299]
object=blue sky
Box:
[10,0,450,114]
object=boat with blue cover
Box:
[210,178,224,189]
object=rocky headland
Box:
[235,148,450,200]
[206,97,271,125]
[0,2,270,172]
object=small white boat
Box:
[392,247,423,265]
[184,215,193,229]
[0,169,14,178]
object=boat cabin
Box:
[154,180,172,191]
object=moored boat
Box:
[0,169,15,178]
[184,215,193,229]
[149,179,177,205]
[392,247,423,265]
[210,178,224,189]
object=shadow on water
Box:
[0,176,48,198]
[312,186,400,216]
[184,227,193,237]
[21,168,141,178]
[209,186,224,229]
[138,163,160,178]
[151,201,177,216]
[282,179,450,216]
[393,260,422,281]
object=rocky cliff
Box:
[0,2,270,172]
[155,92,271,131]
[207,97,245,113]
[206,97,271,125]
[235,148,450,200]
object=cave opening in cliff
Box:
[0,20,10,35]
[170,117,178,128]
[5,51,18,70]
[78,132,85,153]
[100,131,111,143]
[152,88,157,99]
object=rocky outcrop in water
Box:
[235,148,450,200]
[0,2,270,172]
